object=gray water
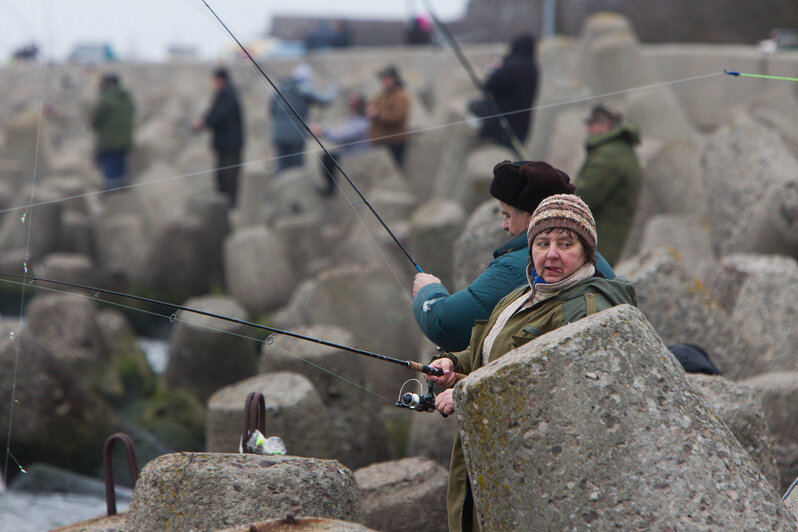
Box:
[0,489,129,531]
[0,338,166,531]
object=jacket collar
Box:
[493,233,528,258]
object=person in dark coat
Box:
[412,161,615,353]
[193,67,244,206]
[91,74,134,190]
[472,34,539,148]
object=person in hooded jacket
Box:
[91,74,134,190]
[471,34,539,148]
[425,194,637,532]
[270,63,336,173]
[412,161,615,353]
[576,103,643,265]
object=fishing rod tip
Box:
[724,70,740,77]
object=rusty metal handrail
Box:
[103,432,139,516]
[241,392,266,453]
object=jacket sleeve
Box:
[412,260,526,352]
[576,153,621,213]
[483,64,515,95]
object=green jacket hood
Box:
[493,233,527,258]
[553,275,637,307]
[586,123,640,149]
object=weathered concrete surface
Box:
[164,295,258,402]
[741,372,798,494]
[454,305,795,530]
[50,514,127,532]
[731,265,798,374]
[637,214,715,282]
[616,248,758,379]
[406,412,458,469]
[126,453,362,531]
[454,146,515,213]
[355,457,448,532]
[408,199,465,289]
[206,372,332,458]
[215,517,377,532]
[688,374,780,489]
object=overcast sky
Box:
[0,0,469,61]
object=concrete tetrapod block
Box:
[616,248,759,379]
[731,266,798,374]
[126,452,362,531]
[709,253,798,311]
[164,295,258,402]
[206,372,333,458]
[408,199,466,290]
[454,305,796,530]
[354,457,448,532]
[452,199,505,291]
[740,372,798,495]
[215,517,377,531]
[688,374,780,490]
[259,325,394,470]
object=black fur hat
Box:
[490,160,576,213]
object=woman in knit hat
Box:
[426,194,637,532]
[412,161,616,353]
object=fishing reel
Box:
[395,379,438,413]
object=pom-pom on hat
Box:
[527,194,597,253]
[490,160,576,214]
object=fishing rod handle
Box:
[408,361,466,381]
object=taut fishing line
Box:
[2,4,52,485]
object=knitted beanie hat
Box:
[527,194,597,252]
[490,160,576,213]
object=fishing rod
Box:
[200,0,423,274]
[421,0,529,160]
[0,272,463,411]
[724,69,798,83]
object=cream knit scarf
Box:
[481,262,595,365]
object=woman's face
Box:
[531,228,587,283]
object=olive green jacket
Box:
[91,87,134,153]
[576,123,642,265]
[441,275,637,532]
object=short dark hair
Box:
[213,67,229,81]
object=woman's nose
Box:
[546,244,559,258]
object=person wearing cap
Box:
[412,161,615,353]
[576,103,643,265]
[270,63,337,173]
[192,67,245,205]
[367,65,410,167]
[91,73,134,190]
[425,194,637,532]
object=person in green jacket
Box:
[91,74,134,190]
[576,104,642,265]
[412,161,615,352]
[427,194,637,532]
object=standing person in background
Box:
[91,73,134,191]
[367,65,410,168]
[310,93,371,196]
[270,63,337,173]
[193,67,244,206]
[469,34,539,148]
[576,103,643,265]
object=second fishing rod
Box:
[200,0,423,274]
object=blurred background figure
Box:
[468,34,539,149]
[405,15,433,45]
[310,93,371,195]
[270,63,336,173]
[576,103,642,265]
[193,67,245,206]
[367,65,410,168]
[91,73,134,190]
